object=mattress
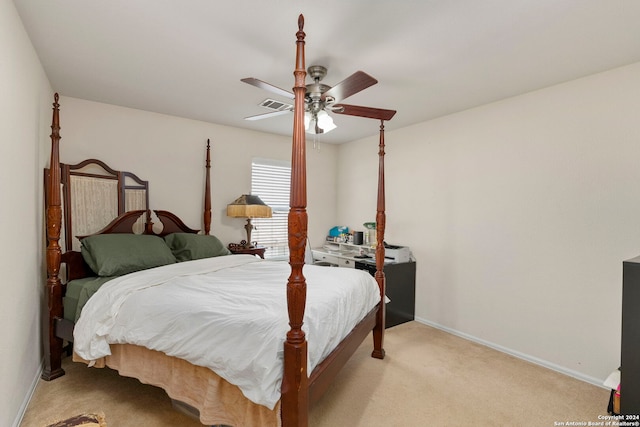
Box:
[63,276,114,322]
[73,255,381,409]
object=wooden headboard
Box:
[45,158,150,252]
[60,209,199,282]
[45,156,205,281]
[45,142,212,252]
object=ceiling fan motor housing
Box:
[307,65,327,81]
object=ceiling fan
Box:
[241,65,396,134]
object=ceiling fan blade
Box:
[321,71,378,103]
[244,110,291,121]
[241,78,295,100]
[333,104,397,121]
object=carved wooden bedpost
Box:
[372,120,387,359]
[42,93,65,380]
[204,139,212,235]
[281,14,309,427]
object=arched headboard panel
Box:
[44,159,150,252]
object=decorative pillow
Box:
[164,232,231,262]
[81,234,176,276]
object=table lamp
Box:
[226,194,272,248]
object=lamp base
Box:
[229,241,255,250]
[244,219,255,248]
[227,243,266,259]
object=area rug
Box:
[44,412,106,427]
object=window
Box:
[251,158,291,259]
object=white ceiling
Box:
[14,0,640,144]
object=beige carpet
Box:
[21,322,610,426]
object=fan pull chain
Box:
[312,134,320,152]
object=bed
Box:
[42,15,393,427]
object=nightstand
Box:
[228,243,266,259]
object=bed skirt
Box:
[73,344,281,427]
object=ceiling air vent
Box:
[260,98,293,112]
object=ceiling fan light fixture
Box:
[317,110,336,132]
[305,110,336,135]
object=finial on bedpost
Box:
[295,15,306,73]
[204,139,212,235]
[371,119,387,360]
[282,14,309,427]
[43,93,65,380]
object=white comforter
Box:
[73,255,381,409]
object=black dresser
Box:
[355,260,416,328]
[622,255,640,414]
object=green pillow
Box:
[164,233,231,262]
[81,234,176,276]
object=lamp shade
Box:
[305,110,337,135]
[226,194,272,218]
[316,110,336,132]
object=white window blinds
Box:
[251,158,291,259]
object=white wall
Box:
[338,61,640,385]
[57,96,339,249]
[0,0,53,425]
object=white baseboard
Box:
[12,359,44,427]
[414,316,608,390]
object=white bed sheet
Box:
[73,254,381,409]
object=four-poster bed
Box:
[42,15,395,427]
